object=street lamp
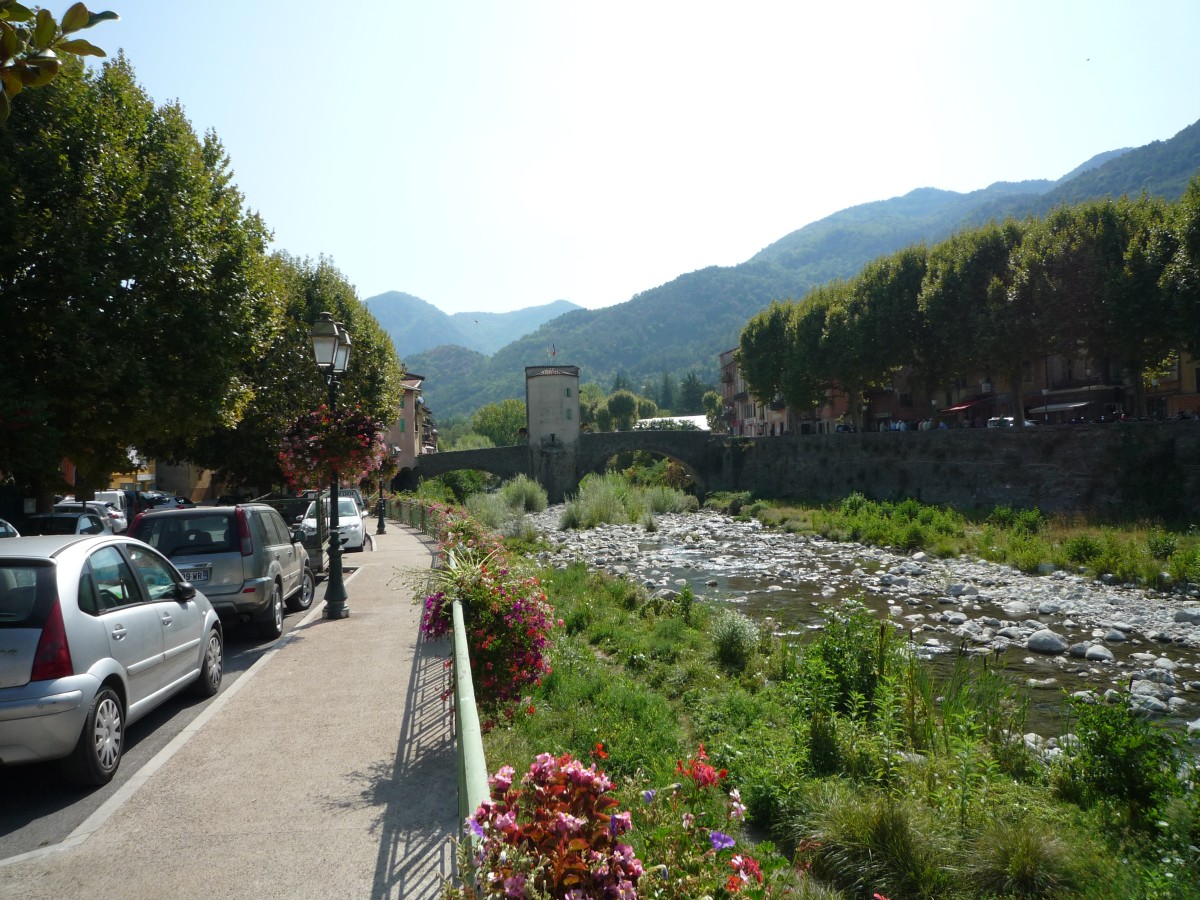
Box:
[1041,388,1049,425]
[377,447,397,535]
[311,311,352,619]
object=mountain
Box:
[408,117,1200,421]
[362,292,581,358]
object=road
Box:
[0,542,375,862]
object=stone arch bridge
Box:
[412,423,1200,518]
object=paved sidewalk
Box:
[0,524,459,900]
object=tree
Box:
[605,390,638,430]
[658,372,677,412]
[677,372,709,414]
[738,301,791,408]
[918,220,1025,395]
[702,390,723,431]
[0,1,119,123]
[472,398,526,446]
[636,396,658,420]
[174,253,404,489]
[1165,176,1200,357]
[0,57,271,495]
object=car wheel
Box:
[287,565,315,612]
[258,582,284,640]
[192,627,224,697]
[66,686,124,787]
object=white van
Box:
[94,490,128,515]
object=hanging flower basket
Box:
[278,404,386,488]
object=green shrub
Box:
[1013,507,1045,535]
[988,505,1016,528]
[807,792,949,899]
[1147,529,1178,561]
[1061,698,1182,826]
[967,817,1082,898]
[1063,533,1102,565]
[1168,546,1200,584]
[710,608,760,670]
[464,491,516,529]
[499,474,548,513]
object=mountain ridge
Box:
[400,117,1200,420]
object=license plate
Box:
[181,568,210,584]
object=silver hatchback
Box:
[0,535,224,786]
[129,505,315,639]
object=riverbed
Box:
[525,506,1200,742]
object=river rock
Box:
[1027,629,1069,654]
[1084,644,1114,661]
[1174,608,1200,625]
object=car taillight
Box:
[31,600,74,681]
[235,507,253,557]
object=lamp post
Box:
[311,311,352,619]
[1041,388,1049,425]
[377,450,395,535]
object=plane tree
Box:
[0,56,272,497]
[918,220,1025,401]
[0,1,119,123]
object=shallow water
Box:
[619,526,1200,741]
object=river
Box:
[527,507,1200,744]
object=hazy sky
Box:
[100,1,1199,315]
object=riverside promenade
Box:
[0,523,460,900]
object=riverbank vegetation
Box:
[703,490,1200,591]
[418,486,1200,899]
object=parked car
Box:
[55,500,127,534]
[153,496,196,510]
[128,504,315,639]
[338,488,367,515]
[300,496,366,553]
[0,534,223,785]
[22,511,109,536]
[94,490,130,520]
[0,518,19,538]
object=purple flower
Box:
[465,817,485,839]
[642,789,656,804]
[710,830,736,851]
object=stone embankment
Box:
[525,507,1200,743]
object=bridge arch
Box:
[411,445,532,486]
[574,431,714,496]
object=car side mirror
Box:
[293,529,306,544]
[176,581,197,601]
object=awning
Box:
[938,397,990,413]
[1027,401,1090,414]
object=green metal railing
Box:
[395,499,489,867]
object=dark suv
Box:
[129,504,315,638]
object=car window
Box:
[80,514,105,535]
[135,513,235,556]
[338,498,358,517]
[263,510,291,546]
[87,545,143,609]
[127,545,180,601]
[0,563,52,626]
[78,569,101,615]
[248,509,272,549]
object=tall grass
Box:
[559,470,694,529]
[765,493,1200,587]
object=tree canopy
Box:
[0,55,404,497]
[738,185,1200,424]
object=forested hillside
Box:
[409,117,1200,421]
